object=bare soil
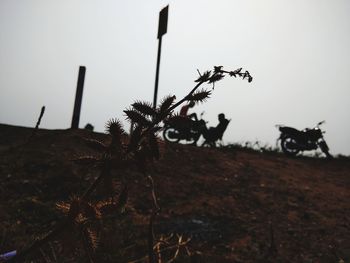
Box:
[0,124,349,262]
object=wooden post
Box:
[71,66,86,129]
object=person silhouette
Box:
[215,113,229,140]
[202,113,230,147]
[179,101,198,121]
[178,101,199,145]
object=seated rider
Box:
[201,113,230,147]
[178,101,198,141]
[215,113,230,140]
[179,101,198,121]
[207,113,229,140]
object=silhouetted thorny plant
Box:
[8,66,252,263]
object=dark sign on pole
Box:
[157,5,168,39]
[153,5,169,108]
[71,66,86,129]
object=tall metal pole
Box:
[71,66,86,129]
[153,5,168,109]
[153,37,162,109]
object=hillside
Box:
[0,124,349,262]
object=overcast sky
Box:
[1,0,349,155]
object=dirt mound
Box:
[0,124,349,262]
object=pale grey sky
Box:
[1,0,349,155]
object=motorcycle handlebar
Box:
[275,121,325,130]
[317,120,325,126]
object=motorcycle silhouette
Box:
[276,121,332,158]
[163,113,230,147]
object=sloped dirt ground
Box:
[0,124,349,262]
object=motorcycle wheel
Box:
[201,139,216,148]
[185,131,200,145]
[323,150,333,159]
[319,141,333,159]
[163,127,180,143]
[281,136,300,156]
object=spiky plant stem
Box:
[9,66,252,262]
